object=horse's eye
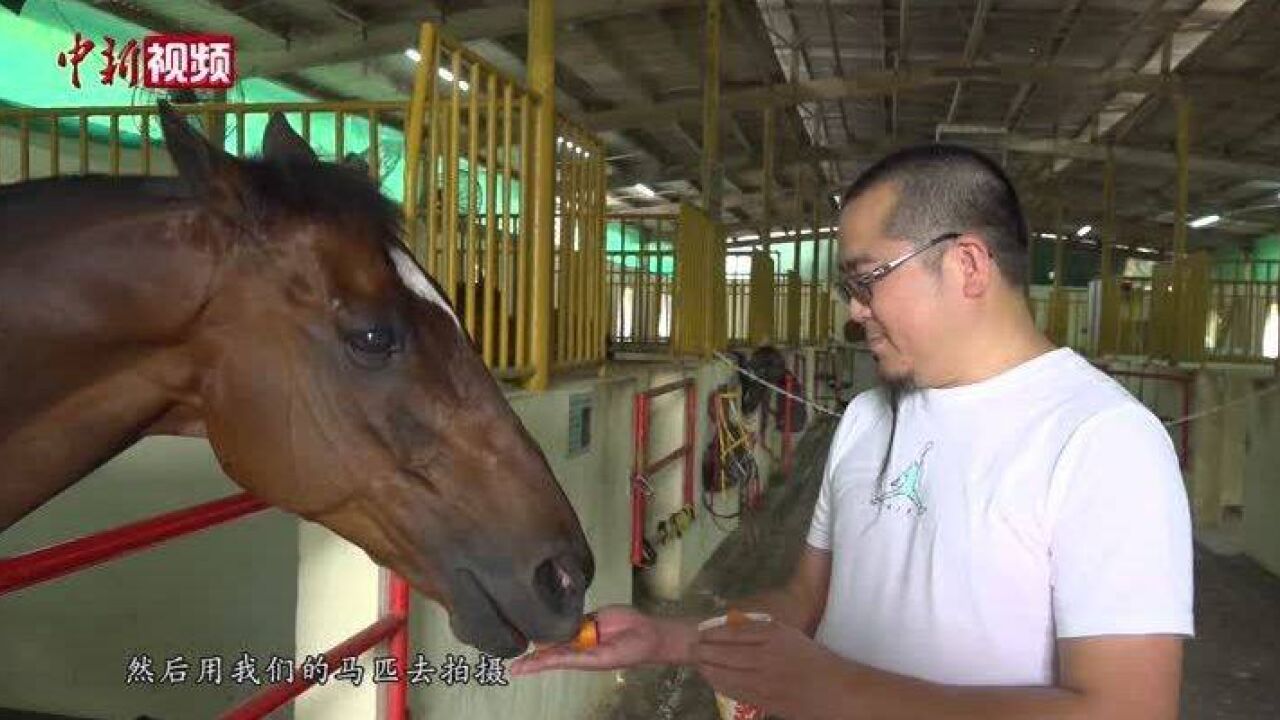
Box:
[348,326,398,357]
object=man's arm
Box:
[830,635,1183,719]
[695,629,1184,720]
[653,543,832,664]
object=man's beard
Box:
[870,351,916,393]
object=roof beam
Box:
[580,65,1280,131]
[944,0,992,125]
[1002,0,1092,131]
[239,0,692,78]
[822,0,857,143]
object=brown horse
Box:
[0,101,592,658]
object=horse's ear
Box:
[341,150,370,176]
[157,100,249,215]
[263,112,317,164]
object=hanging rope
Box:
[1163,380,1280,428]
[712,351,843,418]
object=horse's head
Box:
[155,101,592,657]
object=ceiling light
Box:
[634,183,657,198]
[1076,225,1092,237]
[438,67,455,83]
[404,48,421,62]
[1189,214,1220,228]
[1038,232,1058,240]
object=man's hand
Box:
[694,616,845,719]
[510,605,697,676]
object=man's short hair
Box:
[840,144,1029,288]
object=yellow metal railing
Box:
[404,24,542,380]
[672,203,727,355]
[403,23,606,381]
[552,116,607,371]
[0,100,408,188]
[1032,287,1091,353]
[606,215,676,348]
[747,252,776,346]
[1041,257,1277,364]
[726,273,751,346]
[1205,261,1280,362]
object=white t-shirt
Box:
[807,347,1194,686]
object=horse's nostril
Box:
[533,554,585,616]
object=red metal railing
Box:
[1098,365,1195,469]
[0,491,411,719]
[630,378,697,567]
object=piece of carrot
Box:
[725,608,749,627]
[571,616,599,650]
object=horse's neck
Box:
[0,179,220,529]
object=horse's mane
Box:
[239,155,403,248]
[0,155,403,250]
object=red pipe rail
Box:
[630,378,697,567]
[0,492,269,594]
[0,491,411,719]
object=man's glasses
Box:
[833,232,962,306]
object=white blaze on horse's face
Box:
[388,246,461,330]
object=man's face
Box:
[838,183,950,387]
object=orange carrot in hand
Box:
[571,616,599,650]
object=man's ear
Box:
[157,100,252,221]
[956,235,994,297]
[263,111,318,164]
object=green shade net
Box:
[0,0,527,214]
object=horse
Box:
[0,101,592,658]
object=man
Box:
[512,144,1194,719]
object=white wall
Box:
[1243,382,1280,575]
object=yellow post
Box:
[466,61,481,341]
[500,81,514,369]
[1099,144,1118,356]
[1049,192,1067,345]
[792,169,803,345]
[762,107,774,257]
[528,0,556,389]
[484,72,499,368]
[109,114,120,176]
[701,0,722,221]
[516,94,532,369]
[1173,93,1191,361]
[827,220,836,344]
[810,201,820,343]
[445,51,463,303]
[79,113,88,175]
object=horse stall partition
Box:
[607,214,678,351]
[0,494,411,719]
[671,203,728,356]
[550,116,607,373]
[726,253,752,346]
[401,24,543,382]
[630,379,697,567]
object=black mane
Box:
[239,154,403,245]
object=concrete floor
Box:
[603,418,1280,719]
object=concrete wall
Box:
[1243,381,1280,575]
[0,438,299,719]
